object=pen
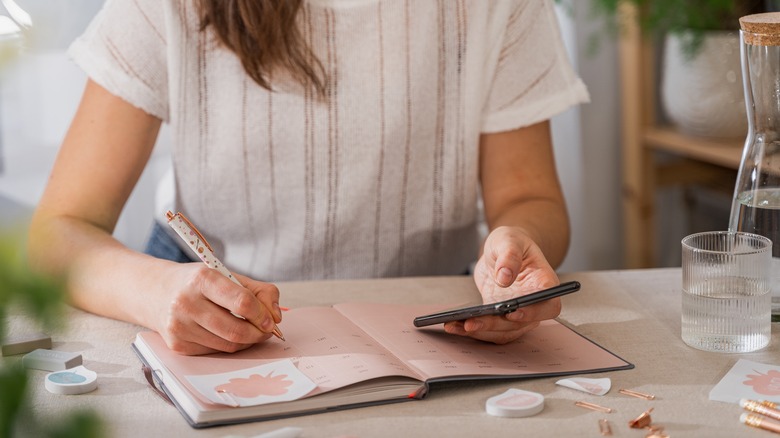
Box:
[741,413,780,434]
[742,399,780,422]
[165,211,285,341]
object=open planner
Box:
[132,302,633,428]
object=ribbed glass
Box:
[681,231,771,353]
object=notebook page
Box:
[138,305,422,408]
[335,302,631,381]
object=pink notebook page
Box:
[138,306,422,407]
[335,302,630,380]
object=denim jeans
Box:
[143,221,194,263]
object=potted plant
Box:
[0,16,103,432]
[570,0,773,139]
[0,230,103,438]
[586,0,769,54]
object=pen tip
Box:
[273,326,286,342]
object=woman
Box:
[28,0,588,355]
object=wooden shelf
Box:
[644,127,743,170]
[618,3,744,268]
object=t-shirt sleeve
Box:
[67,0,169,122]
[481,1,589,133]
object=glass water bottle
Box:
[730,13,780,321]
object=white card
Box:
[186,359,317,407]
[555,377,611,396]
[709,359,780,404]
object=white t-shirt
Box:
[69,0,589,281]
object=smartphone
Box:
[412,280,581,327]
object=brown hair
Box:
[197,0,326,96]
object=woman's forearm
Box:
[479,121,570,269]
[486,198,570,269]
[28,212,173,329]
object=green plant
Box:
[0,229,103,438]
[559,0,772,57]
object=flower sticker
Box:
[556,377,611,396]
[215,373,294,398]
[186,359,317,407]
[743,370,780,396]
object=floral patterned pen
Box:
[165,211,285,341]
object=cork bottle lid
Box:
[740,12,780,46]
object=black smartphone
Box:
[412,280,581,327]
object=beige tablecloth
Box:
[5,268,779,437]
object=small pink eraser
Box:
[1,332,52,356]
[23,349,82,372]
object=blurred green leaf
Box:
[0,229,103,437]
[44,411,104,438]
[0,231,67,341]
[558,0,768,58]
[0,364,28,438]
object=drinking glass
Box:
[681,231,771,353]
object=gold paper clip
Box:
[599,418,612,436]
[629,407,654,429]
[575,401,614,413]
[619,388,656,400]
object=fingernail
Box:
[506,310,524,321]
[445,321,464,334]
[497,267,514,286]
[273,303,282,320]
[261,317,274,331]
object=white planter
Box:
[661,31,747,140]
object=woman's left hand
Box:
[443,226,561,344]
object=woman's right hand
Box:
[155,263,282,355]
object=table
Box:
[5,269,779,437]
